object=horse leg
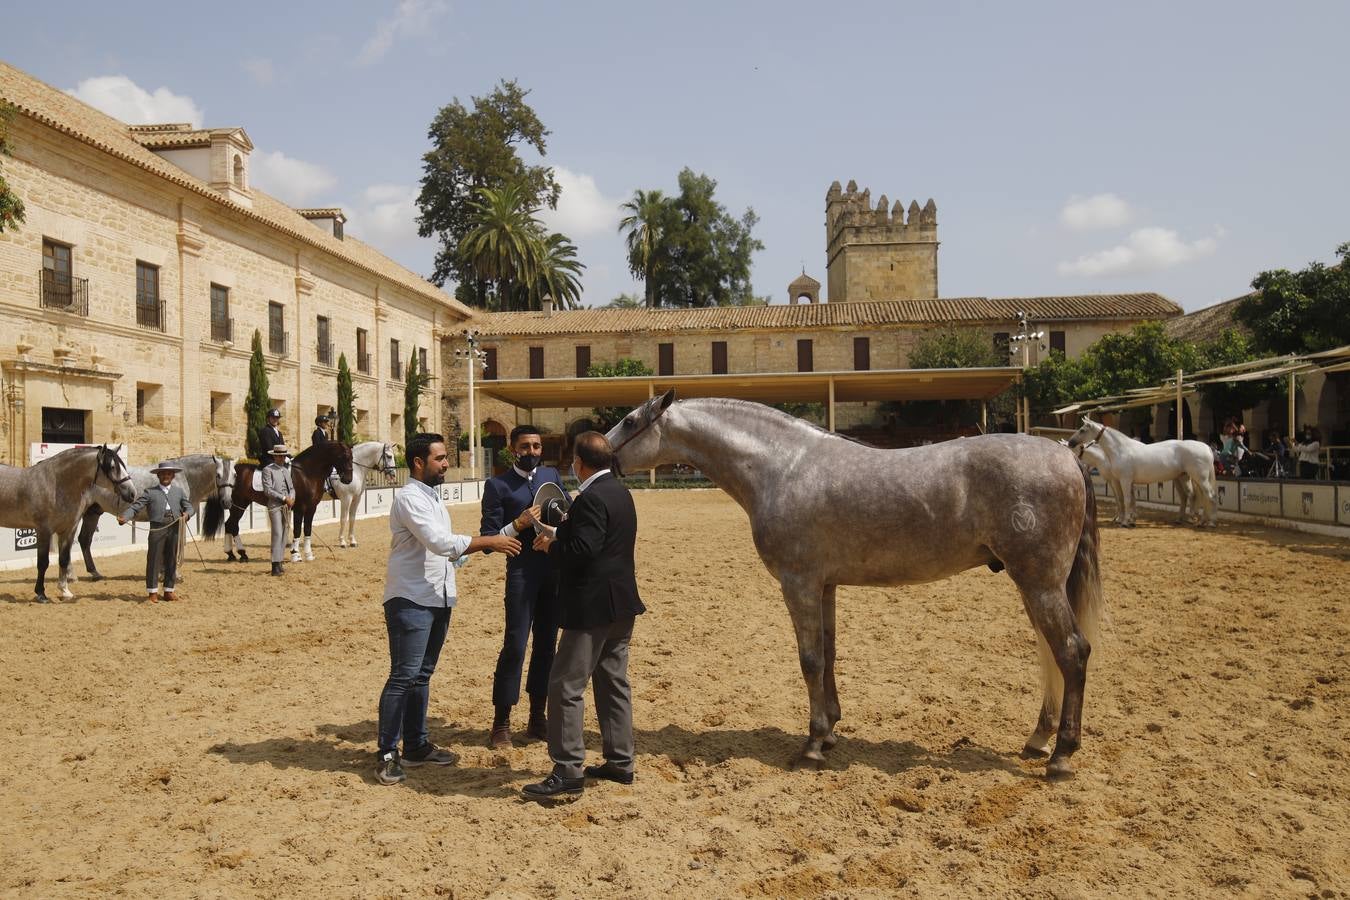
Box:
[290,507,302,562]
[77,507,102,580]
[336,496,347,547]
[347,499,359,548]
[821,584,842,750]
[1173,476,1191,524]
[781,576,831,770]
[1108,479,1126,525]
[34,533,51,603]
[56,533,75,600]
[1017,580,1090,779]
[304,509,314,561]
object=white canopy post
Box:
[1175,368,1183,439]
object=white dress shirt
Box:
[383,478,472,608]
[576,468,611,493]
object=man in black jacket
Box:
[258,408,284,461]
[522,431,644,801]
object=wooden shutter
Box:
[853,336,870,371]
[797,339,813,373]
[711,341,728,374]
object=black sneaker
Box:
[375,750,405,785]
[403,742,457,767]
[521,772,584,802]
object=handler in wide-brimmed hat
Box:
[118,460,193,603]
[262,445,295,577]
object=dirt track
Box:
[1,490,1347,898]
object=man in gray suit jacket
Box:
[262,445,296,576]
[118,460,194,602]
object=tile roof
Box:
[128,123,253,150]
[0,61,467,317]
[1163,295,1253,344]
[473,293,1183,337]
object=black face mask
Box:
[516,453,541,472]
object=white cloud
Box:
[352,183,423,246]
[1057,226,1220,277]
[241,58,274,86]
[1059,192,1133,231]
[539,166,624,238]
[249,150,338,205]
[358,0,449,66]
[67,75,203,127]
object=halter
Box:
[353,444,397,476]
[97,446,133,488]
[1074,423,1108,456]
[609,398,671,477]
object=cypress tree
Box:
[336,352,357,443]
[402,351,430,450]
[243,329,270,461]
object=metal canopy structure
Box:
[478,367,1022,428]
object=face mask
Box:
[516,453,541,472]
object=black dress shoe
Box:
[521,772,584,801]
[583,762,634,785]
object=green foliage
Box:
[1194,328,1277,420]
[618,169,763,308]
[0,102,26,233]
[496,445,516,469]
[417,80,561,300]
[587,357,655,429]
[772,402,825,424]
[402,351,431,452]
[1235,242,1350,354]
[908,328,1003,369]
[606,292,643,309]
[336,353,357,444]
[243,330,271,460]
[456,183,584,311]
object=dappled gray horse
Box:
[79,454,235,579]
[0,445,136,602]
[606,393,1105,779]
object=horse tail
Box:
[202,496,223,540]
[1037,461,1106,720]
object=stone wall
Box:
[825,181,938,301]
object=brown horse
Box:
[222,442,353,561]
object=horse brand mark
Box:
[1011,502,1037,533]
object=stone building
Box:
[444,292,1181,444]
[826,180,938,302]
[0,62,469,465]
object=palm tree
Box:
[457,183,541,311]
[618,189,667,308]
[606,292,643,309]
[531,232,585,309]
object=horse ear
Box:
[658,389,675,411]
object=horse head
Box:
[380,442,397,476]
[214,456,235,509]
[1066,416,1106,451]
[605,389,676,476]
[98,444,137,503]
[332,441,355,485]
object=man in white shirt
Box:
[375,432,521,786]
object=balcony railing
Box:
[269,330,289,357]
[317,341,334,366]
[358,351,371,374]
[40,270,89,316]
[136,299,166,332]
[390,358,403,381]
[211,317,234,343]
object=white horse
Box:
[332,441,396,549]
[1066,417,1217,527]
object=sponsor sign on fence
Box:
[1281,483,1336,523]
[1091,471,1345,530]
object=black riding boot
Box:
[270,562,283,576]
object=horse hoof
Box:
[34,594,50,604]
[87,572,104,582]
[305,553,315,562]
[60,589,74,600]
[238,553,249,562]
[821,732,839,751]
[1045,757,1075,780]
[1019,743,1050,760]
[790,754,825,772]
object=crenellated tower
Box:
[825,180,938,301]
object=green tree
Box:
[531,231,585,310]
[620,169,763,308]
[402,351,431,452]
[336,352,357,444]
[900,328,1010,427]
[0,102,26,233]
[618,188,668,307]
[416,80,561,302]
[1235,242,1350,354]
[457,182,543,311]
[606,292,643,309]
[587,357,655,429]
[1194,328,1276,424]
[243,330,271,460]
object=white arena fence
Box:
[0,479,486,571]
[1090,472,1350,531]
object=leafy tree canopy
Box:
[587,358,655,429]
[416,80,561,301]
[0,102,26,233]
[907,328,1003,369]
[619,169,763,308]
[1235,242,1350,355]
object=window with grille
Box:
[136,261,161,329]
[418,346,428,377]
[357,328,369,372]
[390,339,402,380]
[268,302,286,355]
[316,316,331,364]
[210,284,231,341]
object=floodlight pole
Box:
[455,330,488,482]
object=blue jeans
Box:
[377,598,451,754]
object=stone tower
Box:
[825,180,938,301]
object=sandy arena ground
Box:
[1,490,1347,898]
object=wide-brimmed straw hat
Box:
[149,460,183,474]
[268,444,290,456]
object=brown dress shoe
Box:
[163,591,178,602]
[489,723,513,749]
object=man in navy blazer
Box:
[522,431,645,801]
[479,424,565,748]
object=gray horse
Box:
[78,454,235,579]
[605,392,1104,779]
[0,445,136,602]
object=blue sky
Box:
[4,1,1347,311]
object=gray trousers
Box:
[547,616,635,779]
[145,521,179,592]
[268,506,287,562]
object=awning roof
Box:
[476,367,1023,410]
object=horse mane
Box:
[680,397,871,447]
